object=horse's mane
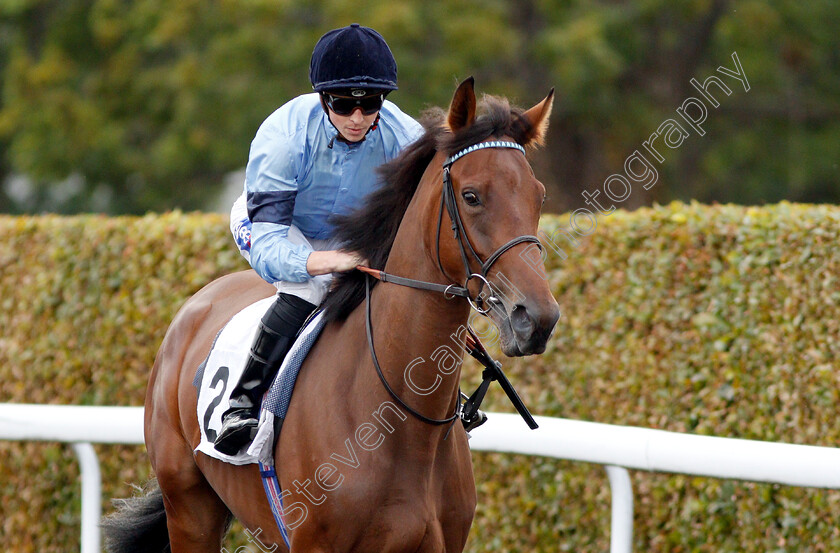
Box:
[321,95,535,322]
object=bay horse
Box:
[103,77,559,553]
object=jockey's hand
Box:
[306,250,369,276]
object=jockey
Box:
[215,24,423,455]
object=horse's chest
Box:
[346,507,449,553]
[293,478,471,552]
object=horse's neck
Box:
[369,283,470,418]
[368,193,471,426]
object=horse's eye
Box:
[462,191,481,206]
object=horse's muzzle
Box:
[499,299,560,356]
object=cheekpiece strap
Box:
[443,141,526,168]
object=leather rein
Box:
[360,140,542,427]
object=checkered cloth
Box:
[264,311,326,419]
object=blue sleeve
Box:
[248,222,312,283]
[403,117,424,145]
[380,101,424,157]
[244,115,313,283]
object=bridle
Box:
[437,140,542,313]
[359,140,543,313]
[362,139,543,426]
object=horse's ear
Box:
[521,88,555,148]
[447,77,476,132]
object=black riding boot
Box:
[213,293,315,455]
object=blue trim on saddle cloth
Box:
[261,311,327,419]
[259,461,292,548]
[254,313,327,547]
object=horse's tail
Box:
[101,478,170,553]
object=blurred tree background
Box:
[0,0,837,215]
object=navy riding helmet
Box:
[309,23,398,95]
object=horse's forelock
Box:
[440,95,532,155]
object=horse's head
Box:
[321,77,560,355]
[432,77,560,356]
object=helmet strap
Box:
[366,113,381,135]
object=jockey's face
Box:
[327,105,379,143]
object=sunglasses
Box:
[324,93,384,116]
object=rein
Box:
[361,139,542,428]
[365,277,459,426]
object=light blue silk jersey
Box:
[245,93,422,284]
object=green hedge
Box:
[1,203,838,552]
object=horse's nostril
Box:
[510,304,536,337]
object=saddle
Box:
[193,298,326,465]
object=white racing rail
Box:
[2,404,840,553]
